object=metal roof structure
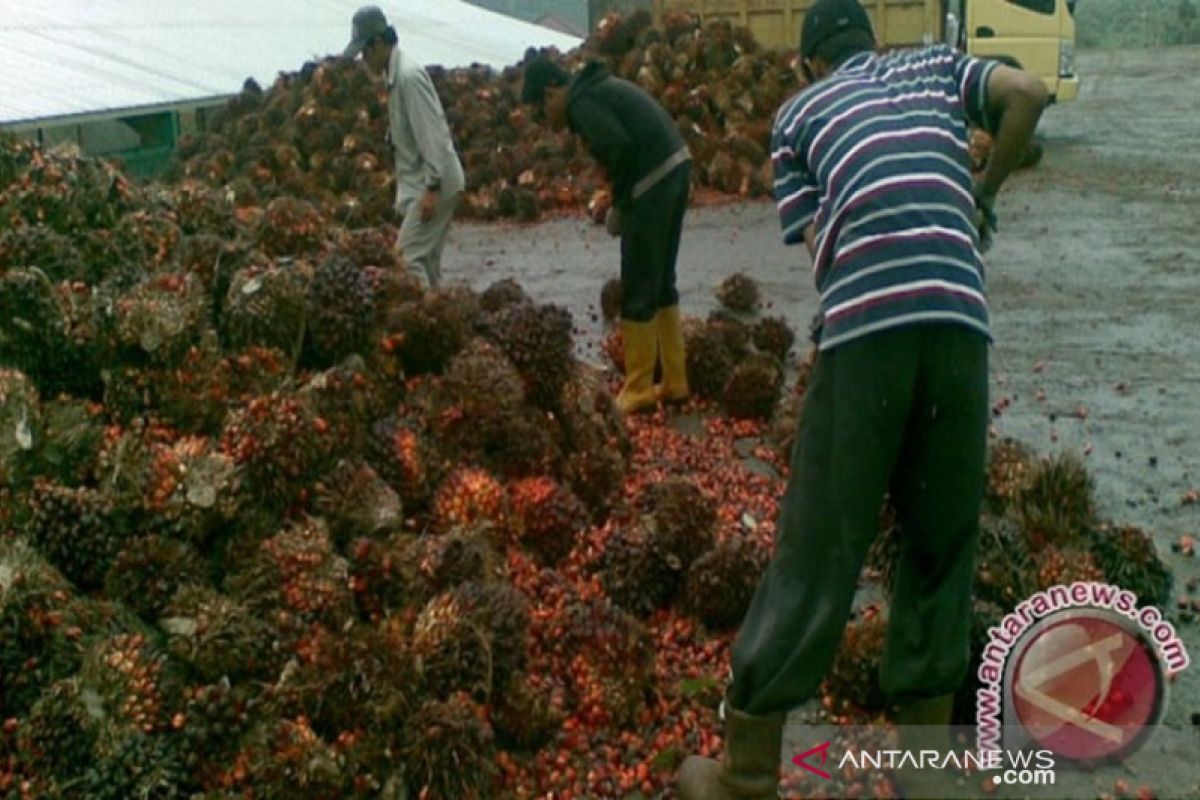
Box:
[0,0,581,128]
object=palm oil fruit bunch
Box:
[254,196,326,257]
[562,595,654,727]
[411,581,529,702]
[684,320,736,402]
[80,731,192,800]
[218,389,334,507]
[80,632,173,734]
[402,692,497,800]
[35,393,106,486]
[1016,451,1096,549]
[221,259,311,360]
[707,308,754,360]
[18,679,97,784]
[482,300,575,412]
[177,679,262,779]
[985,437,1036,514]
[0,267,100,397]
[715,272,761,314]
[0,224,81,283]
[1087,524,1172,607]
[825,605,889,712]
[722,352,784,420]
[110,271,210,368]
[367,411,443,511]
[975,515,1036,610]
[431,465,509,534]
[600,276,623,324]
[683,538,767,630]
[25,478,129,591]
[383,288,476,376]
[507,476,590,565]
[478,277,531,313]
[310,459,403,545]
[492,671,562,751]
[644,477,718,569]
[1034,545,1105,590]
[751,315,796,362]
[303,254,376,368]
[405,524,504,605]
[103,534,207,622]
[600,522,683,616]
[437,337,529,459]
[160,585,277,683]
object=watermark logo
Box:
[790,741,832,779]
[977,582,1189,762]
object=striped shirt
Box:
[772,45,999,350]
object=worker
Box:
[521,57,692,414]
[343,6,464,288]
[676,0,1047,797]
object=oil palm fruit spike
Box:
[26,478,130,591]
[367,412,441,510]
[0,539,87,715]
[408,525,503,604]
[178,680,262,772]
[80,731,194,800]
[1016,451,1096,551]
[684,322,735,401]
[104,535,207,622]
[219,390,334,506]
[975,515,1036,609]
[507,477,590,565]
[432,466,509,534]
[35,393,106,486]
[722,352,784,421]
[111,272,209,367]
[18,679,98,779]
[311,459,403,545]
[273,621,418,739]
[1087,525,1173,608]
[600,276,623,324]
[303,254,375,368]
[715,271,761,314]
[254,196,326,256]
[481,301,575,412]
[401,692,497,800]
[0,369,40,489]
[220,260,311,360]
[412,582,529,702]
[707,307,754,360]
[80,633,171,734]
[600,523,682,617]
[825,606,889,712]
[492,671,562,751]
[385,288,476,375]
[751,315,796,361]
[683,538,767,630]
[160,585,278,683]
[225,517,354,636]
[985,437,1036,514]
[479,277,531,313]
[1034,545,1105,591]
[645,477,718,570]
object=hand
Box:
[420,189,439,223]
[606,207,623,237]
[973,188,998,254]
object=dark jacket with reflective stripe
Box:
[566,62,687,211]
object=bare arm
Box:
[976,64,1049,203]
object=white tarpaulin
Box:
[0,0,580,125]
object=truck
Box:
[650,0,1080,103]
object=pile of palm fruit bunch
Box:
[600,271,799,423]
[166,10,802,224]
[0,138,1179,799]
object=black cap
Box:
[801,0,874,61]
[522,57,570,106]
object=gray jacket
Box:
[386,46,465,208]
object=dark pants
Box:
[730,324,989,715]
[619,162,690,322]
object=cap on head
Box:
[521,57,570,107]
[800,0,874,61]
[344,5,390,59]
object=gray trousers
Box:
[397,191,459,288]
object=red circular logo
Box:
[1007,612,1165,761]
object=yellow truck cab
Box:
[652,1,1080,103]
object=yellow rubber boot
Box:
[656,305,690,404]
[617,318,660,414]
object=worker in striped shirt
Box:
[678,0,1048,797]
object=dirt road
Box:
[443,46,1200,793]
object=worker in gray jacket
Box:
[344,6,465,287]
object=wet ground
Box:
[444,46,1200,795]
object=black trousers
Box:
[619,162,690,322]
[729,324,989,715]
